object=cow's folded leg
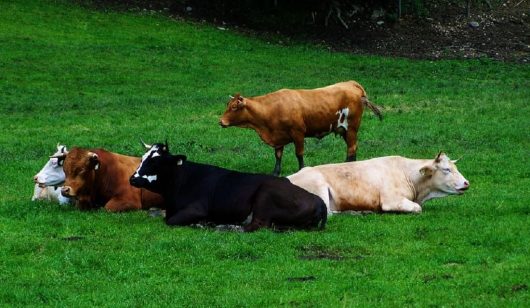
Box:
[105,198,140,212]
[382,198,422,213]
[243,218,268,232]
[165,203,207,226]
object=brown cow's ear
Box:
[87,152,100,170]
[419,165,435,176]
[237,96,246,108]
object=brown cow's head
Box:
[419,152,470,196]
[219,93,247,128]
[61,148,100,200]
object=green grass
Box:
[1,0,529,306]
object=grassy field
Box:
[1,0,529,306]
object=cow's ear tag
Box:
[177,159,183,166]
[94,163,100,170]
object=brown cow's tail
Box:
[351,81,383,121]
[362,97,383,121]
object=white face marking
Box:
[134,145,161,178]
[142,175,157,183]
[336,108,349,131]
[35,146,67,186]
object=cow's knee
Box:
[382,199,422,213]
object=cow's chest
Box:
[256,129,292,146]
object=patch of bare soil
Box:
[314,3,530,62]
[181,1,529,63]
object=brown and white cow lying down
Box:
[219,81,382,176]
[287,152,469,214]
[52,147,164,212]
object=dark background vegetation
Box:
[79,0,529,61]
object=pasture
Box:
[1,0,528,306]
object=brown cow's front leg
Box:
[273,146,284,176]
[105,198,141,212]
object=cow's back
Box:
[253,81,365,135]
[291,157,410,212]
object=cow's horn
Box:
[229,95,234,99]
[140,138,151,149]
[435,151,445,163]
[50,152,67,158]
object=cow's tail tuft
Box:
[351,80,383,121]
[362,97,383,121]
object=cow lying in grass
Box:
[129,142,327,232]
[288,152,470,214]
[219,81,382,175]
[52,147,164,212]
[32,144,71,205]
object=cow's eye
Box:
[442,168,451,174]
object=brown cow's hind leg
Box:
[343,127,358,162]
[292,134,305,170]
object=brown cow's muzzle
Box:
[61,186,74,198]
[219,119,229,128]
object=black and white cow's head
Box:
[129,141,186,192]
[34,144,68,187]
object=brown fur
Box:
[219,81,382,174]
[62,147,164,212]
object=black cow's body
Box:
[130,143,326,232]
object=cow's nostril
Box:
[464,181,469,187]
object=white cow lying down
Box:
[287,152,469,214]
[32,144,71,205]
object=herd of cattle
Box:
[32,81,470,231]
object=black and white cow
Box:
[32,144,71,205]
[129,142,327,232]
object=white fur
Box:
[336,108,349,131]
[32,184,70,205]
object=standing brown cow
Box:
[219,81,382,175]
[53,147,164,211]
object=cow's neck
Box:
[244,99,272,129]
[403,159,444,205]
[243,99,277,145]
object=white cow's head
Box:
[420,152,470,200]
[33,144,68,187]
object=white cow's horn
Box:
[140,138,152,149]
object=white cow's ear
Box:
[419,165,435,176]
